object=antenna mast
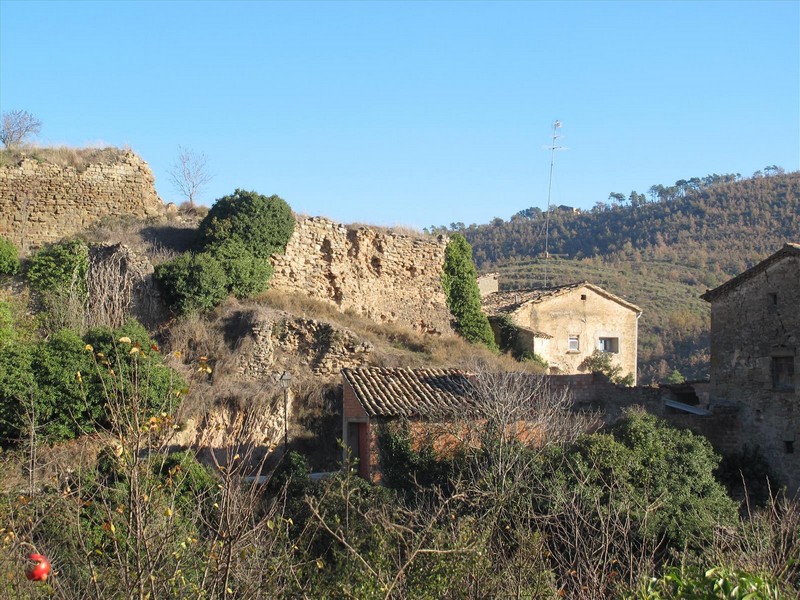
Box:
[543,120,564,288]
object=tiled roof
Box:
[481,281,642,316]
[342,367,473,418]
[701,243,800,302]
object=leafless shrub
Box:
[0,110,41,149]
[169,147,212,207]
[86,244,146,329]
[708,487,800,589]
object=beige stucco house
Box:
[481,282,642,383]
[701,243,800,491]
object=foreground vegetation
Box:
[0,367,796,599]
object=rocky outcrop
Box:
[271,217,453,335]
[236,308,374,378]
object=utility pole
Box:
[543,120,565,288]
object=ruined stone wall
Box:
[271,217,453,334]
[0,152,164,254]
[236,308,375,378]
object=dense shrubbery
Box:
[581,348,636,386]
[155,189,293,315]
[26,239,89,295]
[0,319,184,446]
[196,189,295,260]
[442,234,497,349]
[1,373,797,598]
[154,252,229,315]
[0,236,19,275]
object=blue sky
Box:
[1,1,798,230]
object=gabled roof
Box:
[342,367,472,418]
[481,281,642,316]
[701,243,800,303]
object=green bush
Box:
[154,252,229,315]
[0,321,185,446]
[29,328,98,441]
[83,319,185,419]
[636,565,783,599]
[26,239,89,295]
[210,238,274,299]
[0,237,19,275]
[0,344,37,445]
[196,189,295,260]
[442,234,497,350]
[0,301,14,348]
[580,348,635,386]
[542,409,738,552]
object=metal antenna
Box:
[543,120,564,288]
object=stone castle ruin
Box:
[0,151,164,254]
[0,150,454,335]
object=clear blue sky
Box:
[1,1,798,230]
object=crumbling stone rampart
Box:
[271,217,453,334]
[0,152,164,254]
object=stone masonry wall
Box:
[237,308,375,378]
[707,253,800,492]
[0,152,164,254]
[271,217,453,335]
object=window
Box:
[785,441,795,454]
[768,293,778,313]
[599,337,619,353]
[580,294,587,301]
[772,356,795,391]
[568,335,580,352]
[768,292,778,306]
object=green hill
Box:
[438,170,800,383]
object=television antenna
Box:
[543,120,565,288]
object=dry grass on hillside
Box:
[0,146,128,171]
[80,209,203,265]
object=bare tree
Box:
[169,146,212,207]
[0,109,42,148]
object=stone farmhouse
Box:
[701,243,800,491]
[481,282,642,384]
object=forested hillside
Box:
[430,170,800,383]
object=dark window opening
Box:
[772,356,795,391]
[580,294,587,301]
[785,441,795,454]
[599,337,619,353]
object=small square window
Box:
[568,335,580,352]
[580,294,587,301]
[599,337,619,353]
[785,441,795,454]
[772,356,795,391]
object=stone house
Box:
[341,367,472,480]
[481,282,642,383]
[701,243,800,491]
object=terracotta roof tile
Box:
[481,281,641,316]
[342,367,473,417]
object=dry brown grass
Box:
[346,221,435,241]
[0,146,128,171]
